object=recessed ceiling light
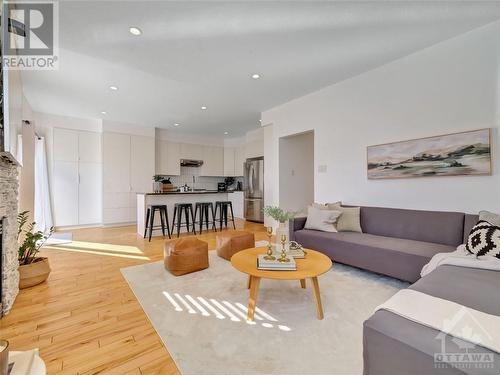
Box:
[129,27,142,36]
[252,74,260,79]
[174,123,180,127]
[101,111,107,115]
[109,85,118,91]
[201,106,207,110]
[224,131,228,135]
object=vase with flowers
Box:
[262,206,301,247]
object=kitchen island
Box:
[137,191,244,237]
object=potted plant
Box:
[262,206,300,243]
[17,211,54,289]
[153,175,163,193]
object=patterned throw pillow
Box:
[465,220,500,259]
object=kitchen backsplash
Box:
[160,166,243,191]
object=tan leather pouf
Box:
[164,238,209,276]
[216,230,255,261]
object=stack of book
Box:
[287,248,305,259]
[257,254,297,271]
[271,244,306,259]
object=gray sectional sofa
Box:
[364,265,500,375]
[290,205,500,374]
[289,205,478,282]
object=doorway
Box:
[279,131,314,213]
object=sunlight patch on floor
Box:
[162,291,292,331]
[45,241,150,260]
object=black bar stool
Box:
[144,205,171,242]
[194,202,217,234]
[214,201,236,230]
[171,203,196,237]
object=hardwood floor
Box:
[0,219,266,374]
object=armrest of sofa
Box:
[289,217,307,241]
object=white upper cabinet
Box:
[180,142,203,160]
[157,140,181,175]
[103,132,131,193]
[53,128,78,162]
[131,135,155,192]
[201,145,223,176]
[234,146,245,176]
[224,147,235,176]
[78,131,101,163]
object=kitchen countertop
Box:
[139,190,244,195]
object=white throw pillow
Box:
[304,206,342,232]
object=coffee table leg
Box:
[247,275,251,289]
[300,279,306,289]
[247,276,261,321]
[311,277,324,320]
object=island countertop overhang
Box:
[137,191,242,195]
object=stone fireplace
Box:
[0,156,19,315]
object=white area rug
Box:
[121,246,408,375]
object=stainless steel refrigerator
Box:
[244,157,264,222]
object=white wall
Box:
[103,120,154,138]
[18,96,35,222]
[279,131,314,212]
[263,21,500,215]
[157,129,224,146]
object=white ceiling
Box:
[21,1,500,136]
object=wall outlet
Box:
[318,165,327,173]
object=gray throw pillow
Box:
[328,203,363,233]
[479,211,500,227]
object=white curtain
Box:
[34,137,54,233]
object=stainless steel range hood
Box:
[180,159,204,167]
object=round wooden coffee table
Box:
[231,247,332,321]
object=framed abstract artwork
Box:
[367,128,492,179]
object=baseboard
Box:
[102,222,137,228]
[55,223,104,231]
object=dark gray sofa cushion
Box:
[360,206,465,246]
[294,230,455,282]
[363,266,500,375]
